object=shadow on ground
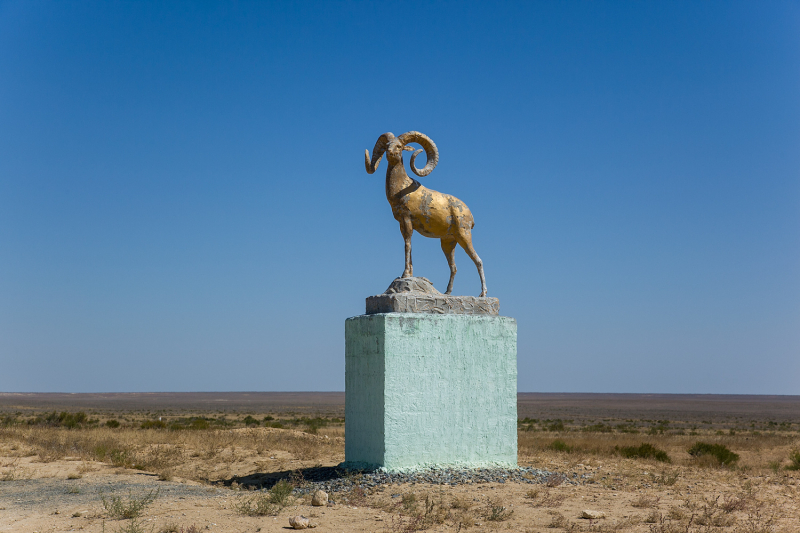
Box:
[215,466,360,490]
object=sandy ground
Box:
[1,452,798,533]
[1,394,798,532]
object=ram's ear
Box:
[403,145,416,151]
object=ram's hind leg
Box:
[440,237,457,294]
[456,229,487,297]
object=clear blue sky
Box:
[1,1,798,394]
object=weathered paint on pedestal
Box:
[345,313,517,471]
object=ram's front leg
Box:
[400,216,413,278]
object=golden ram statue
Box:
[365,131,487,297]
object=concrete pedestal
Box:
[344,313,517,471]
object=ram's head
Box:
[365,131,439,177]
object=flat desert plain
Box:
[0,393,798,532]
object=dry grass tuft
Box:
[386,491,463,531]
[234,479,293,516]
[449,495,472,510]
[648,470,680,486]
[546,511,570,529]
[483,497,513,521]
[721,482,756,512]
[785,450,800,471]
[631,494,660,508]
[525,488,566,508]
[546,472,567,487]
[100,488,159,519]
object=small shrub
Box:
[291,417,328,434]
[694,496,735,527]
[485,499,513,521]
[396,492,449,530]
[114,518,152,533]
[110,449,132,468]
[242,416,259,426]
[31,411,89,428]
[106,420,121,428]
[140,420,166,430]
[616,443,671,463]
[62,411,88,428]
[668,506,687,521]
[401,492,417,511]
[582,423,613,433]
[235,479,293,516]
[234,493,278,516]
[785,450,800,471]
[1,415,20,427]
[189,418,209,430]
[100,488,160,519]
[450,496,472,510]
[526,488,566,508]
[688,442,739,466]
[548,439,572,452]
[737,508,777,533]
[269,479,293,506]
[92,444,133,468]
[721,485,754,513]
[93,443,110,460]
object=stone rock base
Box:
[365,277,499,316]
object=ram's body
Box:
[390,185,473,239]
[366,131,487,297]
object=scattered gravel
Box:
[0,467,593,513]
[288,466,589,495]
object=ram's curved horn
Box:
[365,132,395,174]
[398,131,438,177]
[410,149,425,173]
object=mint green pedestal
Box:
[344,313,517,471]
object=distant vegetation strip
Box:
[516,417,797,435]
[0,412,343,434]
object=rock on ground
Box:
[289,515,310,529]
[311,489,328,506]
